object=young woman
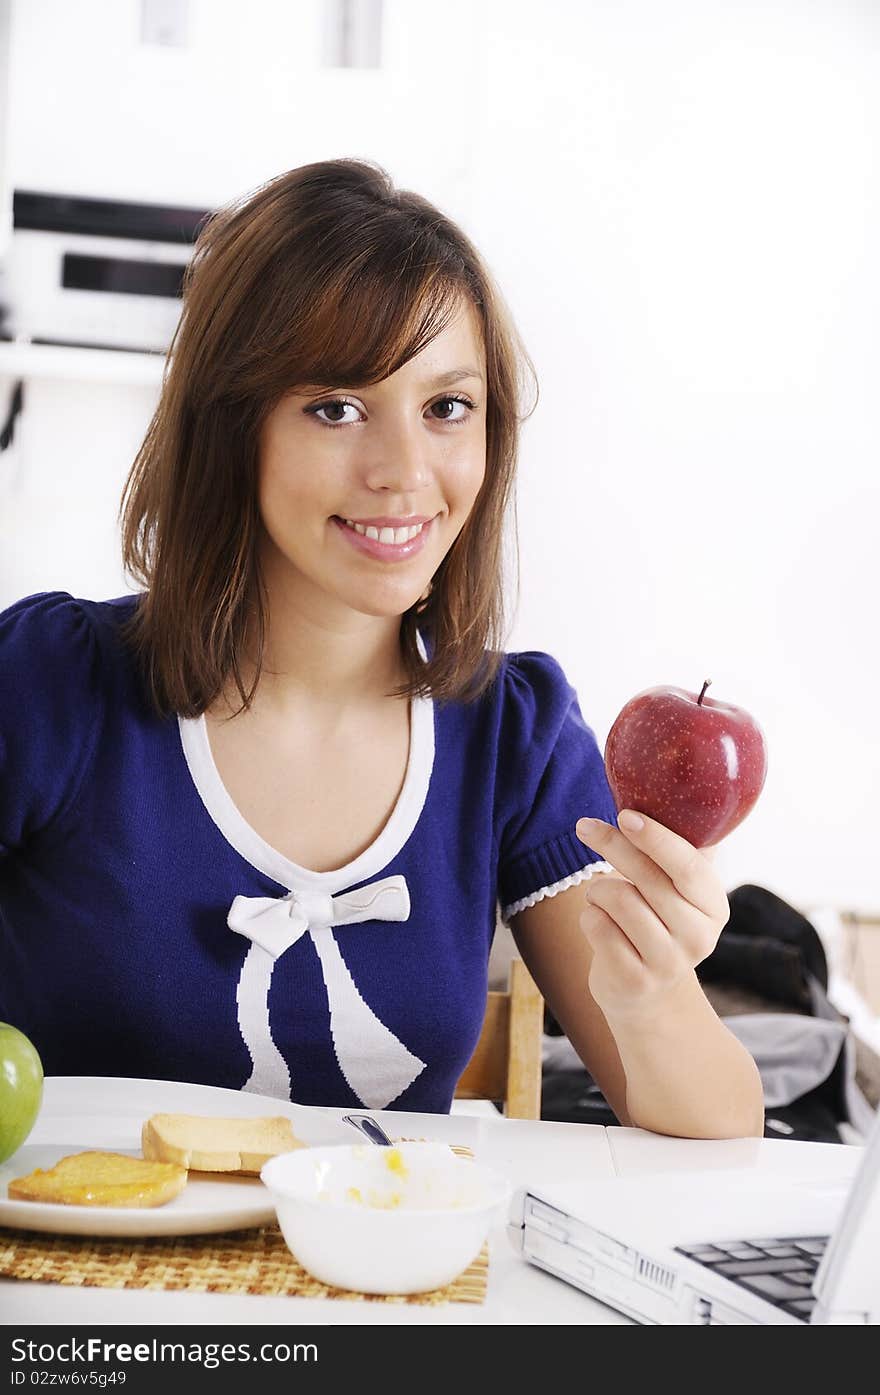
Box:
[0,159,763,1138]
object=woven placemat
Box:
[0,1225,488,1304]
[0,1141,488,1305]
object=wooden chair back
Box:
[455,957,544,1119]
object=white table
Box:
[0,1085,864,1327]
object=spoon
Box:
[342,1113,394,1147]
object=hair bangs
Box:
[289,264,473,396]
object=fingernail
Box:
[576,817,599,841]
[618,810,644,832]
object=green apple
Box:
[0,1022,44,1164]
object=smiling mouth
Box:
[339,519,427,544]
[331,515,435,561]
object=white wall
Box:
[469,0,880,914]
[0,0,483,210]
[1,0,877,914]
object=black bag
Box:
[697,883,829,1010]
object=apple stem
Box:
[698,679,712,706]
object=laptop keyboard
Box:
[674,1236,829,1321]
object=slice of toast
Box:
[141,1113,303,1175]
[8,1151,188,1207]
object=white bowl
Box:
[261,1141,511,1295]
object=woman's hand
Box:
[574,810,729,1023]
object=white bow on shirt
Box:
[227,874,426,1109]
[228,876,411,957]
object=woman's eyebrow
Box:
[420,367,485,388]
[298,367,485,394]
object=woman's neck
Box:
[217,601,407,720]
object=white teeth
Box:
[343,520,425,544]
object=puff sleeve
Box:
[0,591,105,857]
[495,651,618,922]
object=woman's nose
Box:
[362,421,431,494]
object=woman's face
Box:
[257,300,488,625]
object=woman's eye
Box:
[429,396,473,422]
[311,400,361,426]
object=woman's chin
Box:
[335,574,429,621]
[348,594,424,622]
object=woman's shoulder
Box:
[497,647,575,694]
[451,646,602,780]
[488,648,582,734]
[0,587,138,642]
[487,647,610,800]
[0,589,141,698]
[0,592,143,852]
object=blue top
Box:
[0,591,616,1112]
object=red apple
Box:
[604,680,768,847]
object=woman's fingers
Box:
[579,897,644,982]
[576,811,729,927]
[582,876,684,972]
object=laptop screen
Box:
[812,1103,880,1321]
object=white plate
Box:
[0,1076,355,1237]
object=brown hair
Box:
[120,158,537,716]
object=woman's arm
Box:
[509,811,765,1140]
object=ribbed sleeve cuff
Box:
[499,828,613,922]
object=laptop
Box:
[508,1105,880,1324]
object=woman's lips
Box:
[332,515,434,562]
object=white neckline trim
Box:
[178,654,435,896]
